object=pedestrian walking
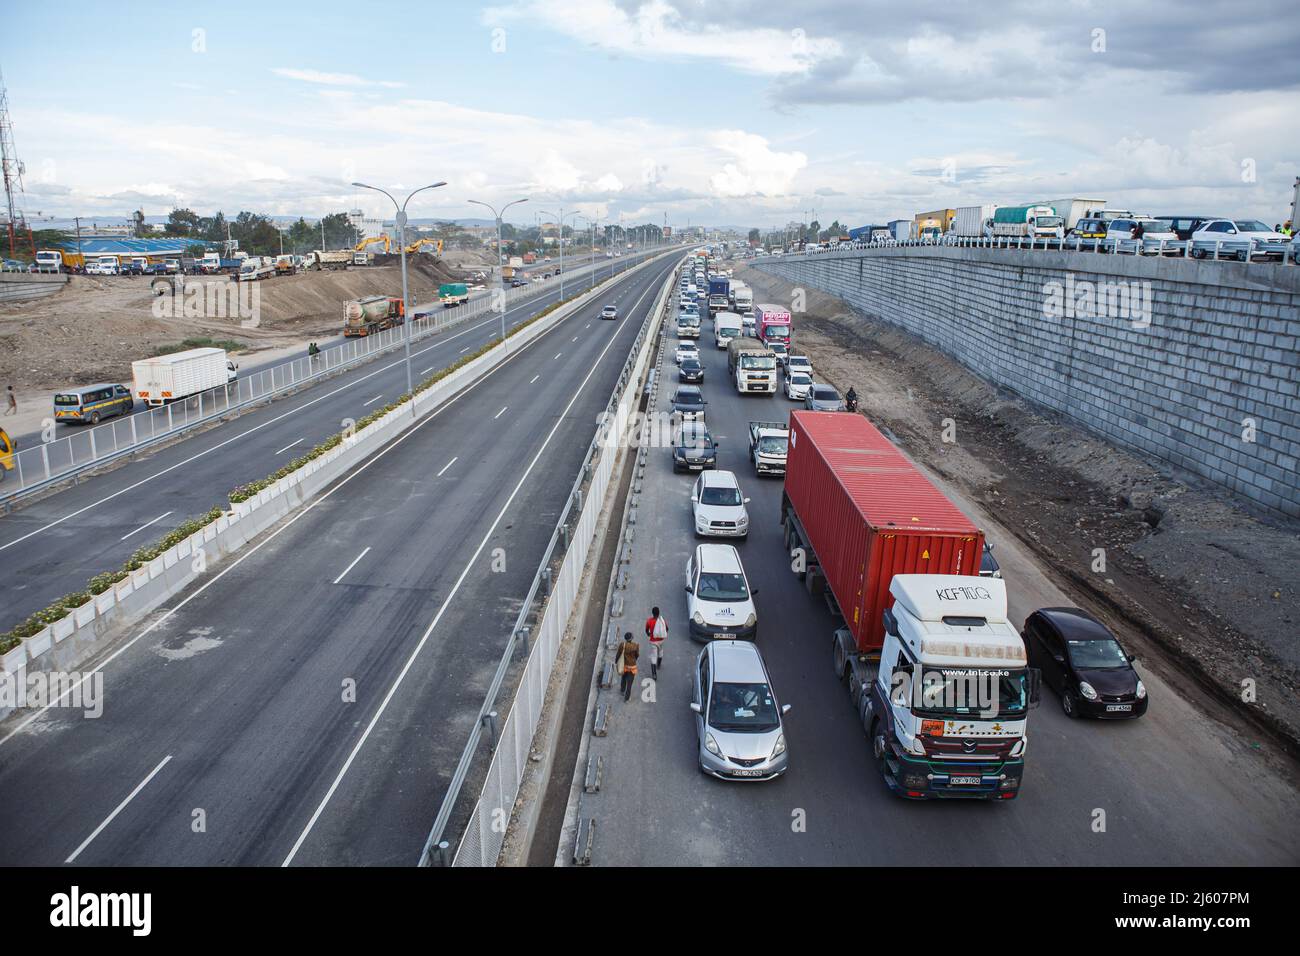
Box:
[615,632,640,702]
[645,606,668,679]
[4,386,15,416]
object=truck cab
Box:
[848,575,1039,801]
[713,312,743,350]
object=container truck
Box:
[1034,198,1106,232]
[132,347,233,407]
[780,411,1039,799]
[888,219,911,242]
[989,205,1064,240]
[707,276,730,312]
[343,295,405,337]
[438,283,470,307]
[913,209,955,240]
[727,337,778,394]
[949,204,999,238]
[748,420,789,476]
[713,311,743,350]
[754,304,791,347]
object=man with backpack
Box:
[645,606,668,679]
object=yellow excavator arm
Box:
[403,238,443,255]
[354,235,392,253]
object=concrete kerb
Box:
[459,256,676,865]
[0,252,674,721]
[552,272,676,866]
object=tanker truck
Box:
[343,295,405,337]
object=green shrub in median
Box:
[0,264,647,655]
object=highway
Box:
[563,285,1300,866]
[0,252,652,633]
[0,252,679,866]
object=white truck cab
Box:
[713,311,743,350]
[847,574,1040,801]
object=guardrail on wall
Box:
[781,234,1297,264]
[0,248,661,505]
[419,254,674,867]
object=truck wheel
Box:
[832,636,845,681]
[1062,691,1079,719]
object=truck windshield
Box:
[740,356,776,370]
[708,683,779,732]
[756,436,787,456]
[913,669,1029,719]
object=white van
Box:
[713,312,743,350]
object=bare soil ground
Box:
[0,255,462,393]
[739,264,1300,754]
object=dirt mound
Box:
[0,261,448,391]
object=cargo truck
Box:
[888,219,910,242]
[989,205,1064,240]
[748,420,789,476]
[34,249,84,273]
[949,204,999,238]
[275,254,303,276]
[235,256,275,281]
[343,295,405,337]
[707,276,730,313]
[913,209,955,240]
[1034,198,1106,232]
[727,337,778,394]
[848,224,891,243]
[754,304,791,347]
[438,283,470,307]
[780,411,1039,800]
[132,347,234,407]
[309,250,352,271]
[713,311,743,350]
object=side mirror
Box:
[1029,668,1042,707]
[1052,653,1065,664]
[781,704,792,715]
[743,497,751,504]
[750,588,759,596]
[690,496,698,504]
[689,702,702,714]
[1128,654,1137,663]
[684,585,692,594]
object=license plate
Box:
[950,775,981,786]
[731,769,764,777]
[1105,704,1132,712]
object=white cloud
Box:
[271,68,404,89]
[708,131,806,197]
[484,0,840,76]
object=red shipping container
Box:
[783,411,984,653]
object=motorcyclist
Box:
[845,386,859,412]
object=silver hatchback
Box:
[690,641,790,781]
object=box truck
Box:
[950,204,999,238]
[754,303,791,347]
[913,209,955,240]
[780,410,1039,799]
[713,311,743,350]
[1034,198,1106,232]
[438,283,470,307]
[132,348,233,407]
[888,219,911,242]
[707,276,730,312]
[989,205,1064,240]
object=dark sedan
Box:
[1023,607,1148,719]
[679,357,705,383]
[671,421,718,472]
[671,385,706,421]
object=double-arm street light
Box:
[352,180,447,410]
[536,206,581,298]
[577,216,599,290]
[468,197,528,349]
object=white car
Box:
[1103,217,1179,254]
[675,340,700,365]
[784,371,813,400]
[691,470,750,539]
[685,543,758,641]
[785,355,813,378]
[1189,219,1290,261]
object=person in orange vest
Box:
[615,632,640,702]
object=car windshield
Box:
[1234,220,1271,233]
[700,485,741,506]
[1148,219,1176,233]
[910,668,1030,719]
[812,387,839,400]
[708,682,779,732]
[1066,638,1130,669]
[790,373,812,385]
[696,570,748,601]
[677,429,712,449]
[756,436,787,456]
[681,359,700,370]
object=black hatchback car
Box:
[1023,608,1148,719]
[679,357,704,383]
[671,385,706,421]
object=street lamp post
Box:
[352,180,448,412]
[537,207,580,298]
[468,197,529,349]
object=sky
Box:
[4,0,1299,230]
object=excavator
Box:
[354,235,392,254]
[404,238,443,256]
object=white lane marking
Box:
[529,375,540,384]
[362,394,383,407]
[119,511,173,541]
[459,346,471,354]
[494,406,508,420]
[421,367,434,375]
[572,335,578,342]
[554,353,562,360]
[332,546,372,585]
[0,282,574,554]
[65,755,172,863]
[275,439,303,455]
[0,257,675,753]
[436,456,458,477]
[281,263,667,867]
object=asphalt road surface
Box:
[566,288,1300,867]
[0,253,679,866]
[0,251,655,632]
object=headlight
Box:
[1136,680,1146,700]
[1079,681,1098,700]
[704,733,721,756]
[771,734,786,758]
[744,613,757,627]
[737,515,749,527]
[693,612,704,625]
